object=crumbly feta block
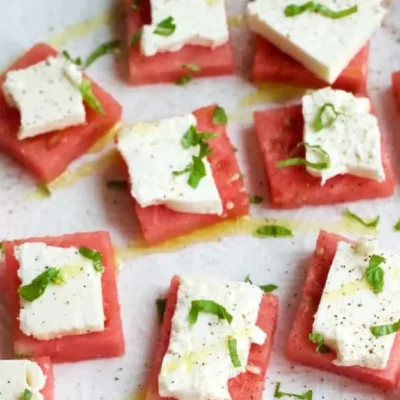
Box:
[159,277,266,400]
[246,0,386,83]
[313,237,400,369]
[3,55,86,140]
[0,360,46,400]
[116,114,223,215]
[16,243,105,340]
[302,88,385,184]
[141,0,229,56]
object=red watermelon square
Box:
[286,231,400,389]
[393,71,400,114]
[128,105,249,245]
[254,104,394,208]
[4,231,125,363]
[145,276,279,400]
[123,0,235,85]
[0,43,122,183]
[252,37,369,93]
[34,357,54,399]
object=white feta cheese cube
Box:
[159,276,266,400]
[302,88,385,184]
[0,360,46,400]
[246,0,386,83]
[16,243,105,341]
[3,56,86,140]
[141,0,229,56]
[313,237,400,369]
[116,114,223,215]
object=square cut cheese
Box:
[313,237,400,369]
[16,243,105,341]
[246,0,386,83]
[302,88,385,184]
[159,276,266,400]
[116,114,223,215]
[141,0,229,56]
[0,360,46,400]
[3,55,86,140]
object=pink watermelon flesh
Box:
[393,71,400,114]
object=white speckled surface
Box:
[0,0,400,399]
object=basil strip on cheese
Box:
[79,79,104,115]
[255,225,293,238]
[370,319,400,338]
[83,40,121,69]
[21,389,33,400]
[245,274,278,293]
[344,209,380,228]
[365,254,385,293]
[274,382,313,399]
[309,332,330,353]
[228,337,241,367]
[154,16,176,36]
[213,105,228,125]
[314,103,340,132]
[284,2,358,19]
[18,268,64,302]
[156,298,167,324]
[188,300,233,325]
[62,50,82,66]
[79,246,104,273]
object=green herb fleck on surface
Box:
[130,30,142,47]
[309,332,330,353]
[314,103,340,132]
[344,209,380,228]
[394,219,400,231]
[176,74,193,86]
[37,183,51,197]
[245,275,278,292]
[213,106,228,125]
[365,254,385,293]
[274,382,313,399]
[79,246,104,273]
[249,195,263,204]
[79,79,104,115]
[370,319,400,337]
[154,16,176,36]
[188,300,233,325]
[20,389,33,400]
[228,337,241,367]
[285,2,357,20]
[83,40,121,69]
[183,63,201,72]
[62,50,82,66]
[255,225,293,238]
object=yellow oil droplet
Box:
[88,122,122,154]
[323,279,368,302]
[126,387,147,400]
[228,15,244,28]
[60,264,84,280]
[204,0,220,5]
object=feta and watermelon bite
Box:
[4,231,125,362]
[0,43,122,183]
[254,88,394,208]
[247,0,385,90]
[146,276,279,400]
[287,231,400,389]
[124,0,235,85]
[116,105,248,245]
[0,358,53,400]
[393,71,400,114]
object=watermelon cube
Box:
[287,230,400,389]
[0,43,122,183]
[129,105,249,245]
[123,0,235,85]
[146,276,279,400]
[252,37,369,93]
[254,104,395,208]
[4,231,125,363]
[392,71,400,114]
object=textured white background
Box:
[0,0,400,399]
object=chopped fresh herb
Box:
[181,125,216,148]
[188,300,233,325]
[284,2,357,20]
[130,30,142,47]
[255,225,293,238]
[173,156,207,189]
[213,106,228,125]
[274,382,313,399]
[154,16,176,36]
[131,0,141,11]
[37,183,51,197]
[61,50,82,66]
[309,332,330,353]
[156,298,167,324]
[344,209,380,228]
[314,103,340,132]
[370,319,400,337]
[83,40,121,69]
[79,79,104,115]
[183,63,201,72]
[0,242,3,252]
[176,74,193,86]
[277,142,330,170]
[20,389,33,400]
[245,275,278,293]
[228,337,241,367]
[249,195,263,204]
[106,180,128,190]
[394,219,400,231]
[79,246,104,273]
[18,268,63,302]
[365,254,385,293]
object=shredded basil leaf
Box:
[274,382,313,399]
[173,156,207,189]
[156,298,167,324]
[228,337,241,367]
[130,30,142,47]
[314,103,340,132]
[176,74,193,86]
[394,219,400,231]
[154,16,176,36]
[365,254,385,293]
[188,300,233,325]
[249,195,263,204]
[285,2,357,20]
[21,389,33,400]
[344,209,380,228]
[79,246,104,273]
[79,79,104,115]
[183,63,201,72]
[132,0,141,11]
[83,40,121,69]
[370,319,400,337]
[255,225,293,238]
[106,180,128,190]
[213,105,228,125]
[245,275,278,292]
[309,332,330,353]
[61,50,82,66]
[18,268,63,302]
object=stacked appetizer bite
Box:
[393,71,400,114]
[0,358,53,399]
[123,0,235,85]
[146,276,278,400]
[116,105,249,245]
[288,231,400,389]
[0,43,122,183]
[3,231,125,362]
[254,87,394,208]
[246,0,386,92]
